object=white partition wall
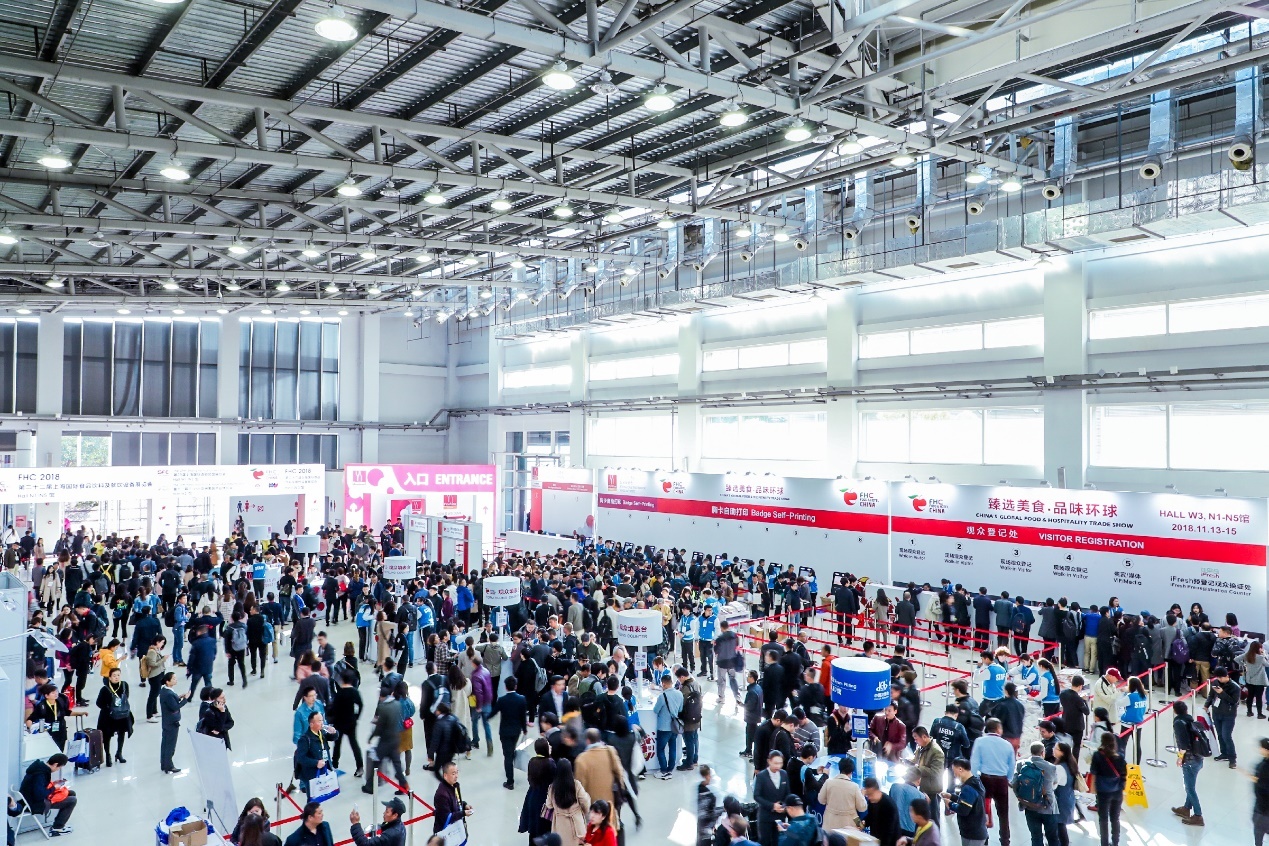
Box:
[0,571,29,791]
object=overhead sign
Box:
[890,482,1267,630]
[0,464,324,503]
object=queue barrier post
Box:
[1145,708,1167,768]
[408,786,416,846]
[276,783,283,826]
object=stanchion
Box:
[408,787,416,846]
[275,783,283,824]
[1145,709,1167,768]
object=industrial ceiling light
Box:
[837,134,863,155]
[735,222,753,238]
[172,308,185,315]
[325,282,340,293]
[719,103,747,127]
[1000,176,1023,192]
[260,308,274,315]
[772,230,790,242]
[359,248,377,260]
[216,307,230,314]
[336,178,362,198]
[403,310,414,318]
[422,185,446,205]
[117,308,131,315]
[813,125,835,144]
[784,120,812,143]
[87,238,109,248]
[461,253,480,266]
[590,71,619,96]
[227,241,249,256]
[0,227,19,246]
[299,309,311,315]
[553,202,574,219]
[302,245,321,258]
[38,144,71,170]
[159,157,189,181]
[411,288,424,298]
[623,265,639,276]
[543,61,576,91]
[602,209,624,224]
[509,258,526,269]
[150,0,186,5]
[478,286,493,300]
[417,252,433,263]
[490,196,513,212]
[367,285,382,295]
[435,310,451,322]
[656,215,675,229]
[45,277,64,289]
[890,148,915,167]
[965,167,989,185]
[276,282,292,292]
[585,261,599,272]
[224,283,241,291]
[162,281,180,290]
[315,3,359,42]
[15,308,31,315]
[644,85,675,112]
[337,308,349,316]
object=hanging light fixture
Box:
[216,307,230,314]
[623,265,639,276]
[224,283,241,291]
[302,245,322,258]
[813,125,835,144]
[411,288,424,298]
[585,261,599,273]
[336,178,362,198]
[38,144,70,170]
[159,156,189,180]
[227,241,249,256]
[260,308,274,315]
[590,71,619,96]
[367,285,382,295]
[423,185,446,205]
[644,85,675,112]
[837,134,864,155]
[298,309,312,316]
[1000,176,1023,192]
[172,309,186,315]
[404,310,414,318]
[490,196,512,212]
[719,103,747,127]
[117,308,132,315]
[359,248,377,260]
[15,308,31,315]
[735,222,754,239]
[45,277,64,289]
[0,227,17,246]
[890,149,915,167]
[337,309,349,316]
[772,230,790,242]
[315,3,359,42]
[417,252,433,263]
[966,165,991,185]
[656,215,675,229]
[478,286,493,300]
[162,281,180,291]
[553,202,574,219]
[784,120,812,143]
[325,282,340,293]
[461,254,480,266]
[602,209,624,224]
[276,282,292,293]
[509,258,526,269]
[542,62,576,91]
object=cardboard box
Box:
[169,820,209,846]
[832,828,879,846]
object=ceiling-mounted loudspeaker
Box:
[842,225,860,242]
[739,250,753,262]
[793,238,808,251]
[966,199,985,216]
[1041,183,1062,200]
[905,214,922,233]
[657,267,674,279]
[1230,135,1255,170]
[1139,155,1163,180]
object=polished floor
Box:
[20,612,1262,846]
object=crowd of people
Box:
[6,524,1269,846]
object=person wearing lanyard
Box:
[26,683,69,750]
[295,710,332,800]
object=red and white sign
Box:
[597,469,889,588]
[616,609,664,646]
[890,482,1268,630]
[343,464,496,546]
[530,466,595,537]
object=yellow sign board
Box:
[1124,763,1148,808]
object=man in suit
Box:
[753,750,791,846]
[761,651,785,718]
[489,676,528,789]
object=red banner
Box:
[890,515,1266,567]
[598,493,889,534]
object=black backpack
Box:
[596,613,613,641]
[1061,612,1079,642]
[579,678,605,727]
[681,684,703,724]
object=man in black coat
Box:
[862,777,901,846]
[761,652,785,717]
[833,577,860,645]
[490,676,528,789]
[972,588,994,652]
[349,796,407,846]
[19,754,75,834]
[752,750,791,846]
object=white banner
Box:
[382,557,415,581]
[0,464,324,503]
[889,482,1269,631]
[534,466,595,537]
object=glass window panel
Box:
[320,435,338,471]
[239,320,252,418]
[275,434,298,464]
[702,348,739,371]
[170,432,197,465]
[275,321,299,420]
[320,373,339,421]
[1088,305,1166,340]
[142,320,172,418]
[910,409,984,463]
[198,321,219,418]
[738,343,788,369]
[15,320,36,414]
[527,431,552,446]
[858,331,909,359]
[983,407,1044,465]
[249,321,275,420]
[82,321,114,416]
[63,321,82,416]
[788,338,828,365]
[859,410,910,462]
[909,323,983,355]
[197,433,216,465]
[1169,402,1269,471]
[588,415,672,457]
[590,360,617,381]
[1090,405,1166,468]
[321,322,340,372]
[298,321,322,420]
[983,316,1044,349]
[169,321,198,418]
[0,322,14,415]
[556,431,570,447]
[299,434,321,465]
[787,412,828,460]
[238,433,249,464]
[702,415,741,456]
[249,433,274,464]
[141,432,169,466]
[650,355,678,376]
[112,321,142,416]
[504,365,570,389]
[620,358,651,379]
[112,431,140,466]
[1169,293,1269,334]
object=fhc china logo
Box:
[908,492,947,514]
[839,489,879,508]
[443,494,459,509]
[658,477,686,495]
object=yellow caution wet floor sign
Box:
[1124,764,1148,808]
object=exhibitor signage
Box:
[890,482,1268,630]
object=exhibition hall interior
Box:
[4,0,1269,845]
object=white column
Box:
[1042,258,1088,489]
[35,315,62,416]
[676,315,702,471]
[826,290,859,474]
[361,314,381,463]
[569,331,588,404]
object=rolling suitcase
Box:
[75,728,104,773]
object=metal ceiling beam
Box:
[338,0,1045,179]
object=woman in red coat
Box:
[582,800,617,846]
